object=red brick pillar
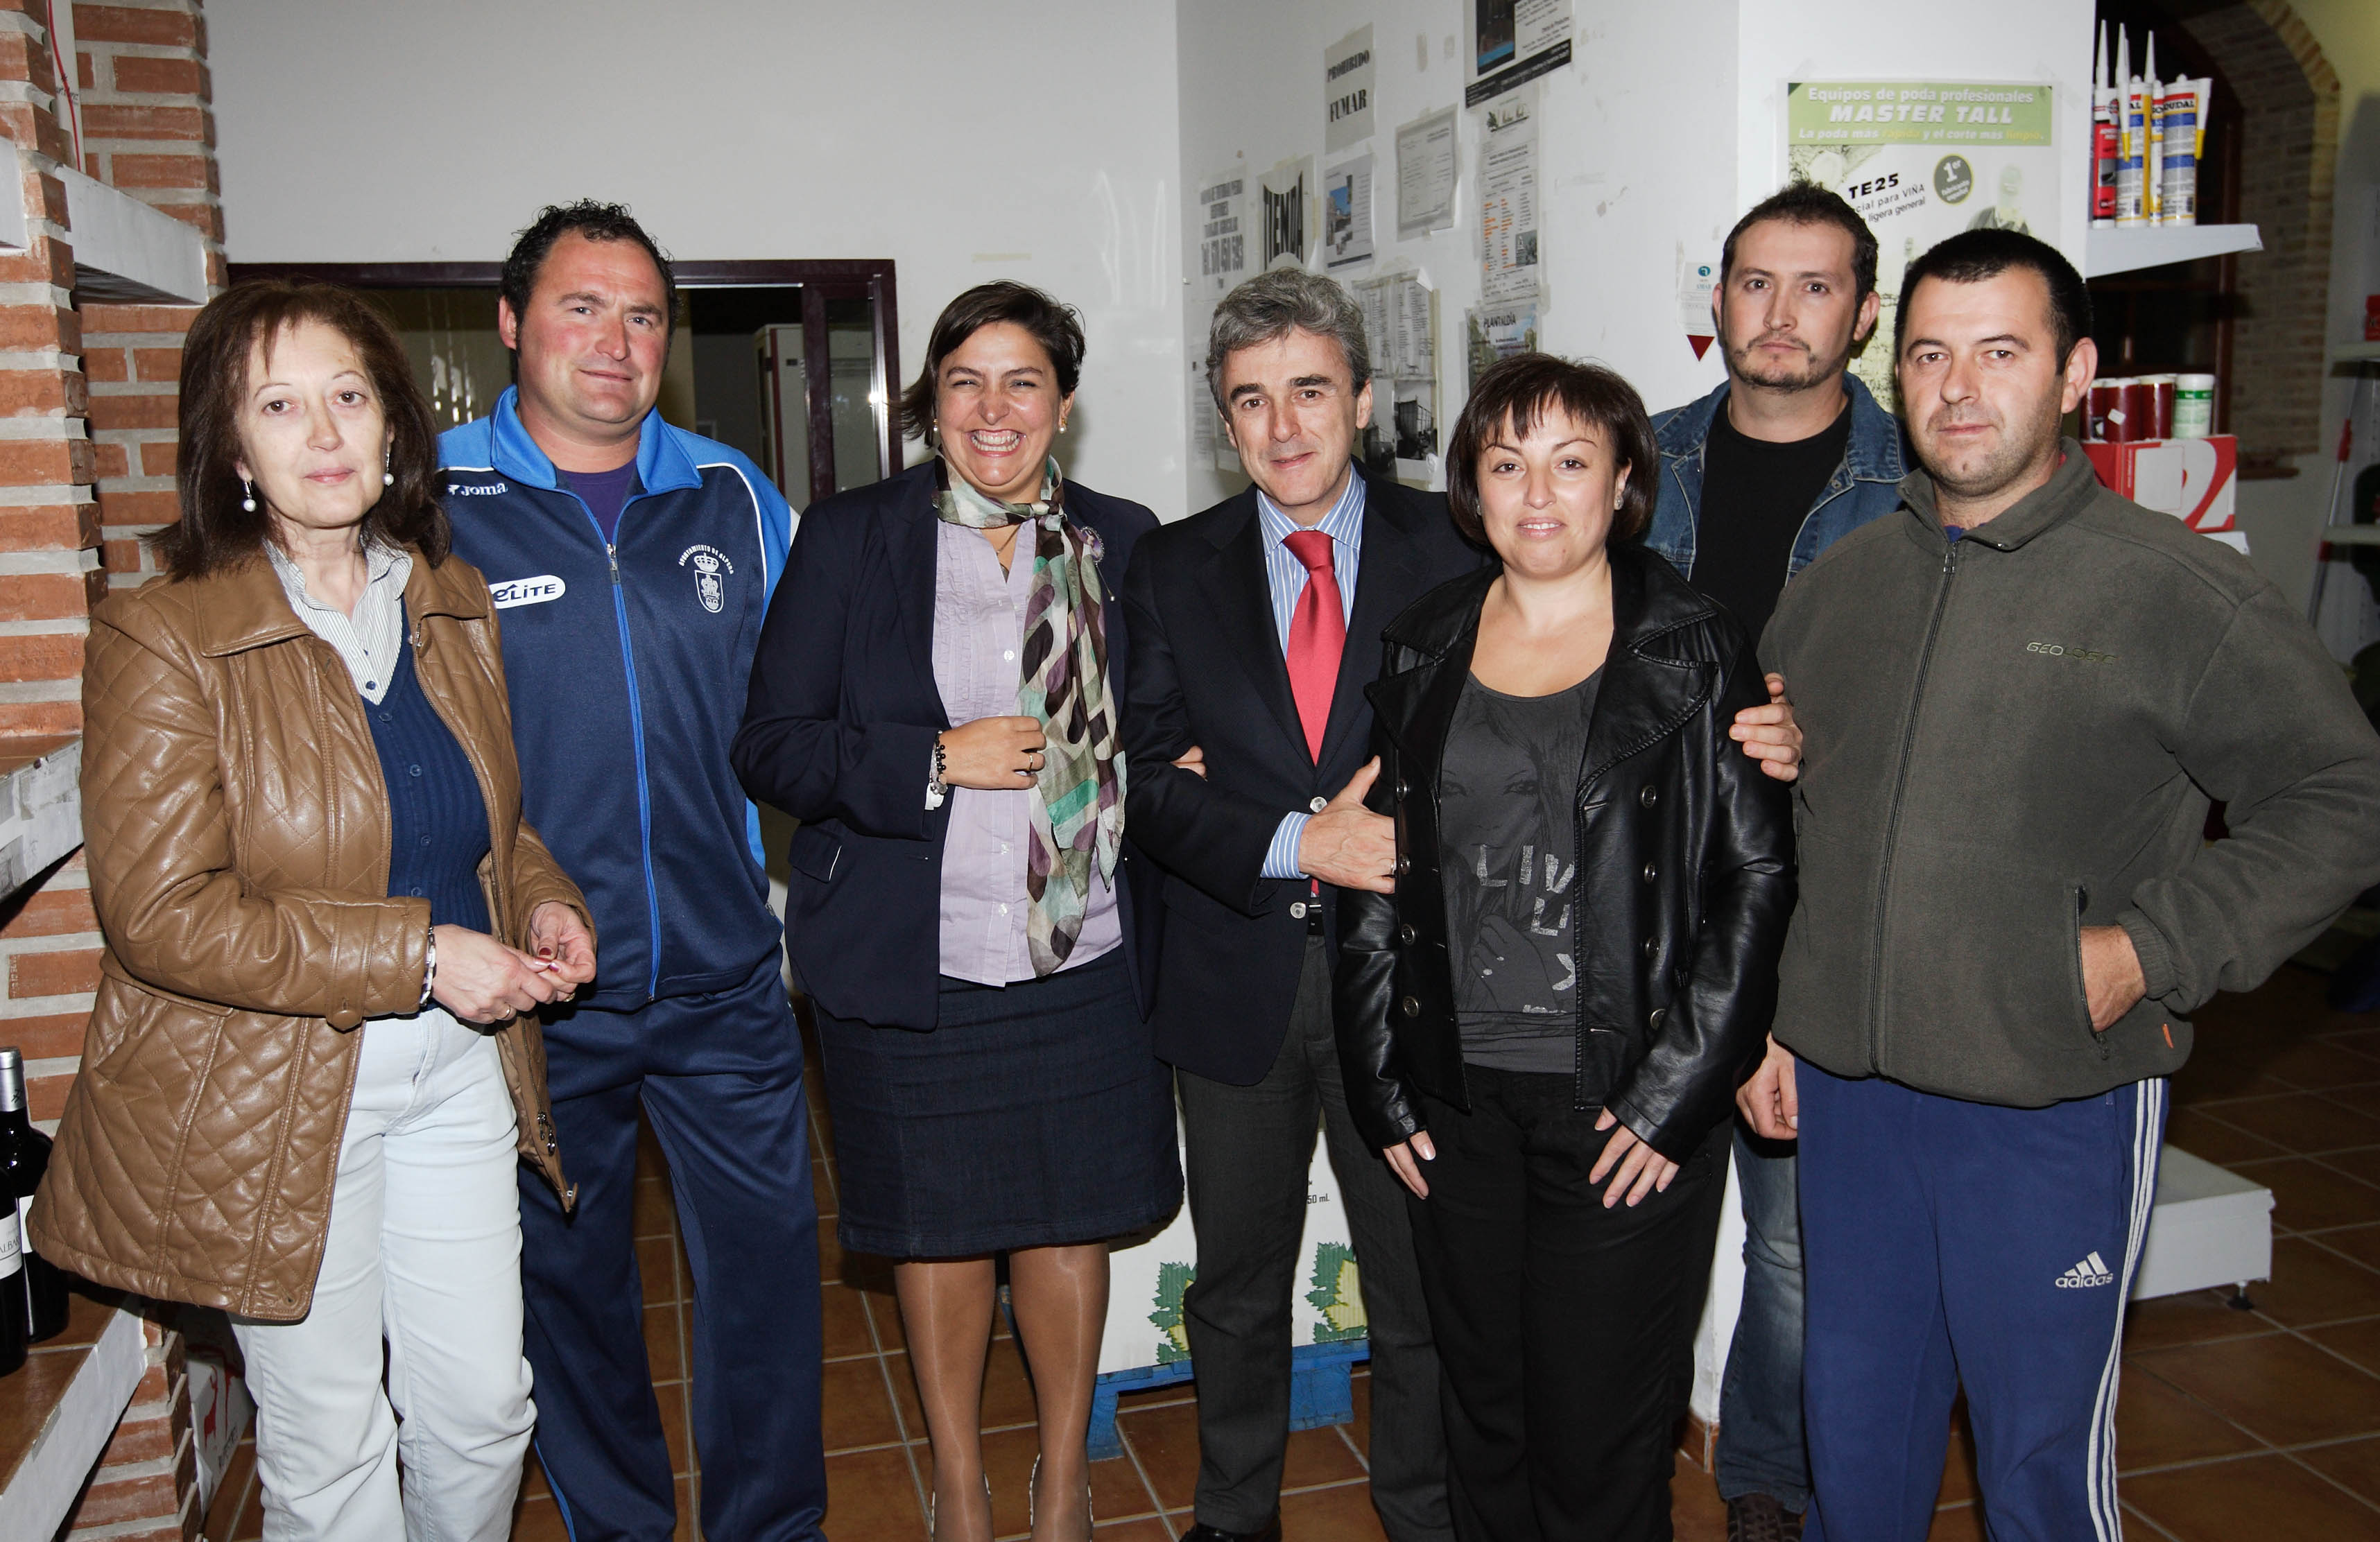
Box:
[69,1316,199,1541]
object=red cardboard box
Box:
[2082,435,2243,553]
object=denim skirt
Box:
[812,948,1182,1258]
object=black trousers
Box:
[1410,1066,1733,1542]
[1175,937,1453,1541]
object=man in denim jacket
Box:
[1646,182,1906,1542]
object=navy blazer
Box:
[1119,470,1483,1084]
[732,460,1162,1030]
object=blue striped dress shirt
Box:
[1256,471,1367,880]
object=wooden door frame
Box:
[227,259,900,508]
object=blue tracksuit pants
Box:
[520,955,826,1542]
[1797,1060,2166,1542]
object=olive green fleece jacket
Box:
[1760,441,2380,1107]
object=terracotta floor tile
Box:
[2164,1107,2288,1166]
[632,1175,675,1240]
[2122,1450,2380,1540]
[2201,1093,2380,1156]
[1116,1380,1196,1412]
[635,1236,681,1307]
[2250,1036,2380,1093]
[2311,1224,2380,1273]
[820,1281,874,1360]
[2296,1434,2380,1502]
[813,1158,838,1221]
[2246,1236,2380,1327]
[2123,1289,2273,1351]
[644,1302,683,1385]
[1348,1365,1372,1456]
[654,1378,692,1476]
[1281,1422,1369,1489]
[204,1437,257,1541]
[2171,1052,2295,1107]
[2322,1082,2380,1120]
[510,1495,570,1542]
[822,1445,928,1542]
[1922,1503,1988,1542]
[673,1475,698,1542]
[1116,1398,1202,1512]
[817,1225,847,1285]
[822,1354,907,1453]
[2309,1317,2380,1376]
[1276,1481,1388,1540]
[2320,1145,2380,1190]
[2112,1363,2262,1469]
[2228,1156,2380,1233]
[971,1423,1156,1535]
[520,1448,549,1498]
[981,1331,1042,1429]
[1091,1520,1175,1540]
[2130,1334,2380,1446]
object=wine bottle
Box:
[0,1055,24,1372]
[0,1050,65,1341]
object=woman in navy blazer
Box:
[734,284,1175,1542]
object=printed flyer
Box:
[1783,79,2059,410]
[1195,167,1248,301]
[1478,89,1542,306]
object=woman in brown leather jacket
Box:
[31,281,596,1541]
[1334,353,1796,1541]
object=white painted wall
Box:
[207,0,1187,515]
[1177,0,2088,521]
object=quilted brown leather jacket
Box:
[30,549,589,1321]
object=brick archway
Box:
[2178,0,2340,469]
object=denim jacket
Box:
[1646,374,1908,582]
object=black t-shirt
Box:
[1438,669,1601,1074]
[1689,396,1853,650]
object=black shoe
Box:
[1727,1493,1804,1542]
[1179,1520,1283,1542]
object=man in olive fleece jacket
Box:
[1741,229,2380,1542]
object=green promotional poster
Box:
[1783,81,2060,410]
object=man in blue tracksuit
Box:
[1646,184,1904,1542]
[439,202,823,1541]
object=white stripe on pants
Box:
[232,1011,534,1542]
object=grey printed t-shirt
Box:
[1437,670,1599,1074]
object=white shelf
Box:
[2336,341,2380,364]
[2085,223,2263,279]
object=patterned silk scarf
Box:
[935,456,1127,976]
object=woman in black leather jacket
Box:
[1334,353,1796,1540]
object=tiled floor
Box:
[197,961,2380,1539]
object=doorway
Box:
[226,260,900,510]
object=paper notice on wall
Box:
[1784,80,2058,411]
[1355,272,1439,486]
[1324,25,1376,153]
[1468,0,1572,107]
[1478,89,1541,305]
[1467,304,1540,394]
[1323,154,1376,270]
[1196,168,1250,300]
[1678,256,1718,360]
[1395,107,1459,239]
[1259,156,1316,272]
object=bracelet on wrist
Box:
[419,924,438,1009]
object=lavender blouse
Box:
[931,519,1122,985]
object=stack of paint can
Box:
[2085,373,2218,442]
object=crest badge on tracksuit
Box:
[678,544,734,614]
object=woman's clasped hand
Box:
[430,901,596,1023]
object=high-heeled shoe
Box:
[928,1473,992,1541]
[1027,1454,1094,1541]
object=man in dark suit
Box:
[1119,269,1474,1542]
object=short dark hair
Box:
[499,200,675,338]
[1446,353,1657,547]
[154,280,449,581]
[1721,182,1879,302]
[900,282,1086,440]
[1894,227,2092,364]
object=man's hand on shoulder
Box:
[1299,757,1396,894]
[1730,673,1804,783]
[2081,924,2147,1031]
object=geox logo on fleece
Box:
[2026,641,2116,664]
[447,482,509,496]
[490,575,566,609]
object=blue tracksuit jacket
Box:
[440,388,793,1010]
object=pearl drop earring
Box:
[383,451,395,487]
[240,476,256,513]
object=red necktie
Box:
[1283,528,1345,762]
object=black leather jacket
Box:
[1334,546,1796,1161]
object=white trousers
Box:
[232,1012,534,1542]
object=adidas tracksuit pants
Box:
[1796,1060,2167,1542]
